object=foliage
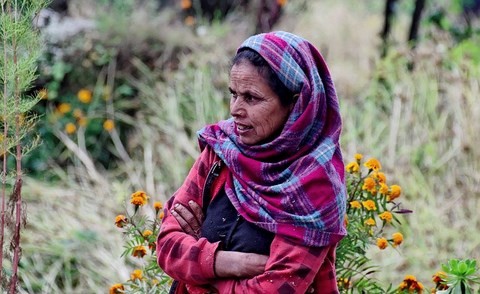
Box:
[111,191,171,293]
[336,154,412,293]
[0,0,48,292]
[436,259,480,294]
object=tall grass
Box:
[16,0,480,292]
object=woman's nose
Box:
[230,98,245,117]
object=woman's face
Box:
[229,61,293,145]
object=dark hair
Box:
[232,48,295,107]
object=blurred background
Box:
[6,0,480,292]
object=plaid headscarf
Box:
[198,31,346,247]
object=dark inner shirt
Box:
[200,189,274,255]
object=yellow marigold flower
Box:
[398,281,408,290]
[58,103,71,114]
[143,229,153,238]
[181,0,192,9]
[39,89,48,100]
[109,283,124,294]
[432,271,446,284]
[354,153,363,161]
[349,200,361,209]
[277,0,287,7]
[184,16,195,26]
[132,245,147,258]
[65,122,77,135]
[362,200,376,211]
[373,171,387,184]
[364,158,382,171]
[159,211,165,220]
[114,214,128,228]
[388,185,402,201]
[379,183,389,195]
[130,269,143,281]
[392,232,404,246]
[404,275,417,282]
[154,201,163,212]
[77,88,93,104]
[364,218,376,226]
[152,279,159,285]
[103,119,115,132]
[376,237,388,250]
[346,161,359,173]
[379,211,393,222]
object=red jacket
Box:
[156,146,339,293]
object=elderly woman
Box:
[156,31,346,293]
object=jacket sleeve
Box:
[156,146,221,285]
[201,236,337,294]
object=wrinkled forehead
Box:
[238,31,308,94]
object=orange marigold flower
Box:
[130,190,149,206]
[379,211,393,222]
[350,200,361,209]
[58,103,71,114]
[346,161,359,173]
[388,185,402,201]
[103,119,115,132]
[362,177,376,193]
[132,245,147,258]
[392,232,404,246]
[131,190,148,200]
[364,158,382,171]
[65,123,77,134]
[354,153,363,161]
[77,88,92,104]
[379,183,389,195]
[364,218,376,226]
[376,237,388,250]
[159,211,165,220]
[109,283,124,294]
[143,229,153,238]
[130,269,143,281]
[181,0,192,9]
[154,201,163,212]
[131,196,147,206]
[362,200,376,211]
[277,0,287,7]
[373,171,387,184]
[114,214,128,228]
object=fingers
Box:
[188,200,204,223]
[171,202,203,238]
[171,209,195,236]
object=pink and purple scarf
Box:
[198,31,346,247]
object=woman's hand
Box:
[214,251,268,278]
[171,201,204,239]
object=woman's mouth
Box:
[235,122,253,133]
